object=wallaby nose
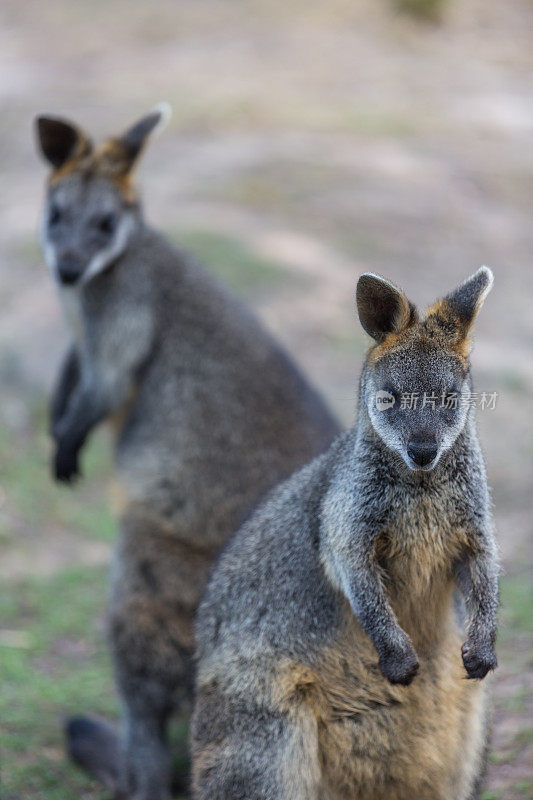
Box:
[407,436,438,467]
[57,254,83,285]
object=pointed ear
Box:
[444,267,494,331]
[35,116,92,169]
[99,102,171,176]
[356,273,417,342]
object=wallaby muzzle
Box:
[406,434,438,468]
[57,252,84,285]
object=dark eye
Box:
[49,204,62,226]
[96,214,116,235]
[383,387,399,401]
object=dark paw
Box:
[379,645,419,686]
[54,442,80,483]
[461,641,497,680]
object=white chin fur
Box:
[40,215,57,275]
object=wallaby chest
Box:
[59,285,84,342]
[372,477,471,597]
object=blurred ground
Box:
[0,0,532,798]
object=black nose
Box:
[57,255,83,285]
[407,437,438,467]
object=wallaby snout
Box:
[406,433,438,468]
[56,251,85,285]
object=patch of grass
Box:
[0,393,188,798]
[502,687,530,714]
[390,0,449,22]
[500,574,533,637]
[0,565,115,798]
[482,791,503,800]
[512,780,533,798]
[168,229,286,295]
[513,727,533,747]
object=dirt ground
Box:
[0,0,532,797]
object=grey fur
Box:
[36,111,340,800]
[192,270,499,800]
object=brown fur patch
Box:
[368,298,471,366]
[268,604,486,800]
[48,139,138,203]
[93,140,138,202]
[423,298,472,362]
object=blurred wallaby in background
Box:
[192,269,498,800]
[35,106,340,800]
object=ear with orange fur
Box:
[35,116,92,169]
[443,267,494,335]
[98,102,171,176]
[356,273,417,342]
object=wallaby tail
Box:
[65,713,190,796]
[65,715,119,791]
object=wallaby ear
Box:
[356,273,417,342]
[99,102,172,176]
[35,116,92,169]
[444,267,493,331]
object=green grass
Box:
[0,565,114,798]
[0,398,118,797]
[500,574,533,639]
[168,229,286,295]
[0,395,191,798]
[390,0,449,22]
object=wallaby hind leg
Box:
[115,691,172,800]
[109,513,200,799]
[110,601,195,800]
[65,512,203,797]
[191,684,322,800]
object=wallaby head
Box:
[356,267,493,471]
[35,103,171,287]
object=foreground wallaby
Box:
[35,106,340,800]
[192,268,499,800]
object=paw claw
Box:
[461,641,497,680]
[379,646,419,686]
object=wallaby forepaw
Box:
[379,646,419,686]
[54,443,81,483]
[461,641,497,680]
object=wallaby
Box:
[192,268,499,800]
[35,106,340,800]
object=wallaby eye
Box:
[49,204,62,226]
[383,387,399,401]
[96,213,117,235]
[445,385,460,399]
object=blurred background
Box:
[0,0,532,797]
